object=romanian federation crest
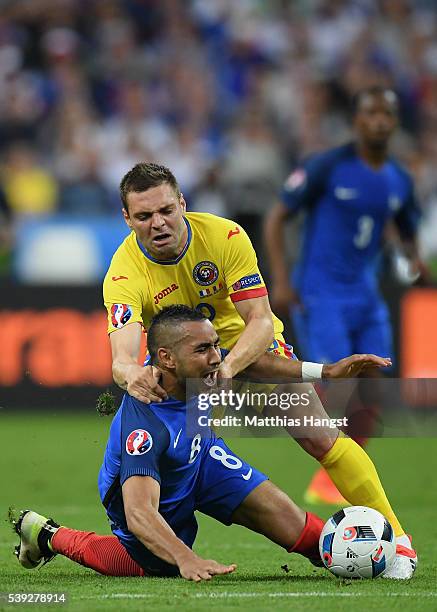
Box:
[192,261,219,286]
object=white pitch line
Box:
[77,592,437,600]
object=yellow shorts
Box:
[266,334,295,360]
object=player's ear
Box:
[179,193,186,212]
[122,207,133,228]
[157,347,176,370]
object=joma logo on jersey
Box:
[154,283,179,305]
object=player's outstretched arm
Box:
[110,323,167,403]
[242,351,392,381]
[322,354,392,378]
[123,476,236,582]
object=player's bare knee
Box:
[297,430,338,460]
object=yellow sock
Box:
[320,436,404,537]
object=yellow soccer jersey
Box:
[104,213,284,351]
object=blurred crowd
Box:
[1,0,437,274]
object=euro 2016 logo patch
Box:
[111,304,132,329]
[193,261,219,286]
[126,429,153,456]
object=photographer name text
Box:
[197,415,348,429]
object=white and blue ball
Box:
[319,506,396,578]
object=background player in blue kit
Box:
[264,86,427,505]
[12,306,325,582]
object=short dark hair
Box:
[351,86,398,116]
[120,162,180,211]
[147,305,207,363]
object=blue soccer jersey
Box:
[98,394,267,576]
[281,143,420,297]
[280,143,420,362]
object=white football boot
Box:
[383,534,417,580]
[10,509,59,569]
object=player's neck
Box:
[357,142,388,170]
[160,372,186,402]
[174,224,189,259]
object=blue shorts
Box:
[292,294,393,363]
[116,438,267,576]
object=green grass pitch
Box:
[1,411,436,611]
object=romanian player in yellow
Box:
[103,162,417,579]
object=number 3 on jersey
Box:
[353,215,374,249]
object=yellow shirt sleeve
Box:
[221,222,268,303]
[103,267,144,334]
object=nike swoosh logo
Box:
[335,187,358,200]
[242,468,252,480]
[112,275,129,281]
[173,428,182,449]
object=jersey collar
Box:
[136,217,192,265]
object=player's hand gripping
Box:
[178,552,236,582]
[125,364,168,403]
[323,354,392,378]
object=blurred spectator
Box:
[0,184,13,276]
[220,108,284,267]
[58,149,111,216]
[159,124,215,199]
[95,80,169,196]
[190,166,228,218]
[2,142,58,215]
[0,0,436,277]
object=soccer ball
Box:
[319,506,396,578]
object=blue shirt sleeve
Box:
[393,173,421,239]
[280,151,335,214]
[120,394,170,487]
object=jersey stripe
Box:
[230,287,268,302]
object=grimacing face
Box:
[354,91,398,149]
[157,320,221,386]
[123,183,188,260]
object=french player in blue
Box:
[11,306,327,582]
[265,86,425,510]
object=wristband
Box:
[302,361,323,381]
